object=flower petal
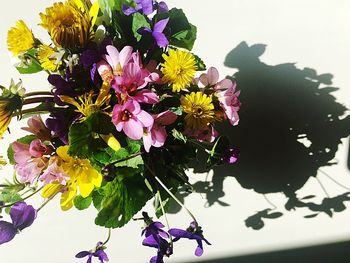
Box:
[123,118,143,140]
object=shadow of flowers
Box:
[181,41,350,228]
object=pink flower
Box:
[184,125,218,143]
[21,115,51,141]
[12,139,49,183]
[39,156,69,185]
[195,67,220,87]
[143,110,177,152]
[97,45,133,83]
[112,100,154,140]
[217,80,241,126]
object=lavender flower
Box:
[0,202,37,245]
[76,242,109,263]
[222,147,240,164]
[138,18,169,48]
[169,222,211,257]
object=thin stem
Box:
[13,108,49,117]
[110,152,143,165]
[319,169,350,191]
[144,163,197,223]
[0,186,44,208]
[101,229,112,246]
[315,176,330,198]
[23,97,54,105]
[37,194,55,212]
[23,91,52,98]
[157,191,173,245]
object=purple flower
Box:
[142,212,172,263]
[122,0,154,16]
[76,242,109,263]
[156,1,168,13]
[0,202,37,245]
[169,222,211,257]
[222,147,240,164]
[48,74,77,106]
[138,18,169,48]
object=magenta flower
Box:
[143,110,177,152]
[0,202,37,245]
[112,100,153,140]
[97,45,133,83]
[12,139,50,183]
[169,221,211,257]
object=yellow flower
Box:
[7,20,35,56]
[37,45,61,72]
[42,146,102,211]
[181,92,215,130]
[59,82,111,122]
[161,49,197,92]
[39,0,99,49]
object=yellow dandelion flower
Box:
[7,20,35,56]
[37,44,61,72]
[181,92,215,130]
[161,49,197,92]
[39,0,97,49]
[42,146,102,211]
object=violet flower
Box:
[138,18,169,48]
[0,202,37,245]
[169,222,211,257]
[222,147,240,164]
[142,212,172,263]
[76,242,109,263]
[122,0,154,16]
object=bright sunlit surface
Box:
[0,0,350,262]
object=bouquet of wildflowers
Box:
[0,0,241,262]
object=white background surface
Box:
[0,0,350,262]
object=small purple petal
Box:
[140,0,154,15]
[153,18,169,33]
[168,228,193,239]
[94,249,109,262]
[75,251,91,258]
[142,235,159,248]
[122,5,137,16]
[10,202,37,230]
[0,221,16,245]
[152,32,169,48]
[195,241,203,257]
[157,1,168,13]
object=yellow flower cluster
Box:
[7,20,35,56]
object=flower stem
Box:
[23,91,52,98]
[157,191,173,245]
[0,186,44,208]
[101,229,112,246]
[110,152,143,165]
[144,163,197,223]
[23,97,54,105]
[37,191,58,212]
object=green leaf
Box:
[194,54,206,71]
[68,120,94,159]
[157,8,197,50]
[132,12,150,41]
[90,112,115,134]
[115,154,143,169]
[172,129,187,143]
[207,136,230,167]
[94,172,152,228]
[74,195,93,210]
[7,135,37,165]
[0,191,22,214]
[16,49,43,74]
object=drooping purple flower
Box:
[169,222,211,257]
[76,242,109,263]
[122,0,154,16]
[48,74,77,106]
[156,1,168,13]
[0,202,37,245]
[142,212,172,263]
[138,18,169,48]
